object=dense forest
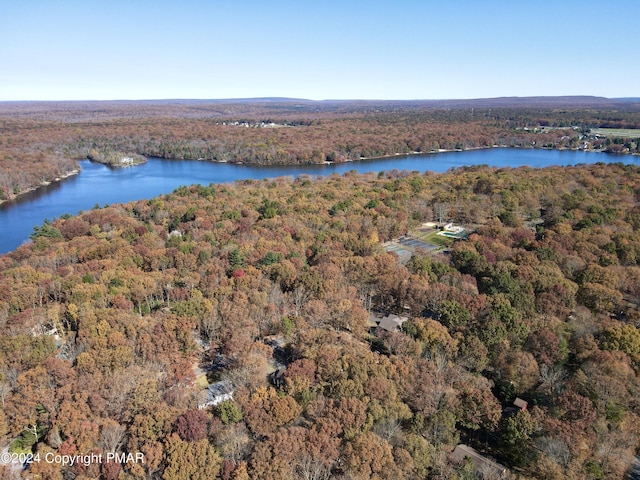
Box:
[0,162,639,479]
[1,97,640,203]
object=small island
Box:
[87,148,147,167]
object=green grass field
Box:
[591,128,640,138]
[413,230,453,247]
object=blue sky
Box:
[1,0,638,101]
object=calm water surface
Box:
[1,148,637,254]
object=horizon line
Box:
[1,94,638,104]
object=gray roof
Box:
[208,380,233,397]
[369,313,409,332]
[198,380,234,409]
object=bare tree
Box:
[201,309,222,343]
[0,381,10,408]
[99,421,126,452]
[373,416,402,443]
[538,364,567,396]
[215,424,251,464]
[535,436,571,468]
[291,285,312,318]
[433,202,449,225]
[295,453,333,480]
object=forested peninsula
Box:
[1,162,639,479]
[1,97,640,204]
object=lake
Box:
[0,148,638,254]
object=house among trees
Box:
[368,313,409,332]
[451,444,508,478]
[31,322,59,338]
[440,222,467,238]
[504,397,529,417]
[513,397,528,410]
[198,380,234,409]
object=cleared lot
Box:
[397,236,439,251]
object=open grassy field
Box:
[591,128,640,138]
[413,229,454,247]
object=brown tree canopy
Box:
[0,162,639,478]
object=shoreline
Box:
[114,143,633,168]
[354,144,617,163]
[0,145,634,207]
[0,168,80,207]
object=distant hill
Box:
[612,97,640,103]
[2,95,638,112]
[3,95,639,123]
